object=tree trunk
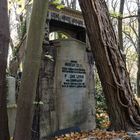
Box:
[79,0,140,131]
[71,0,76,9]
[14,1,48,140]
[0,0,10,139]
[137,2,140,97]
[118,0,125,51]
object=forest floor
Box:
[51,130,140,140]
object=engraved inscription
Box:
[62,60,86,88]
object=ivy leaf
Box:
[51,0,65,10]
[56,4,65,10]
[110,11,122,18]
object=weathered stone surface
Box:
[54,39,95,131]
[7,76,16,137]
[127,132,140,140]
[39,39,96,139]
[131,136,140,140]
[39,44,57,140]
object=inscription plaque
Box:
[62,60,86,88]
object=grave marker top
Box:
[48,3,85,28]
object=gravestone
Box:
[39,39,96,140]
[54,39,95,131]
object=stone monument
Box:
[39,39,96,139]
[54,39,95,130]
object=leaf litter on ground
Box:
[50,129,140,140]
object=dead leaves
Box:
[52,130,133,140]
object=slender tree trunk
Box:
[118,0,125,51]
[0,0,10,139]
[14,1,48,140]
[79,0,140,131]
[65,0,70,7]
[71,0,76,9]
[137,2,140,97]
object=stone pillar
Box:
[7,76,16,137]
[37,19,57,140]
[86,34,96,130]
[86,51,96,130]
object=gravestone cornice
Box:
[48,3,85,28]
